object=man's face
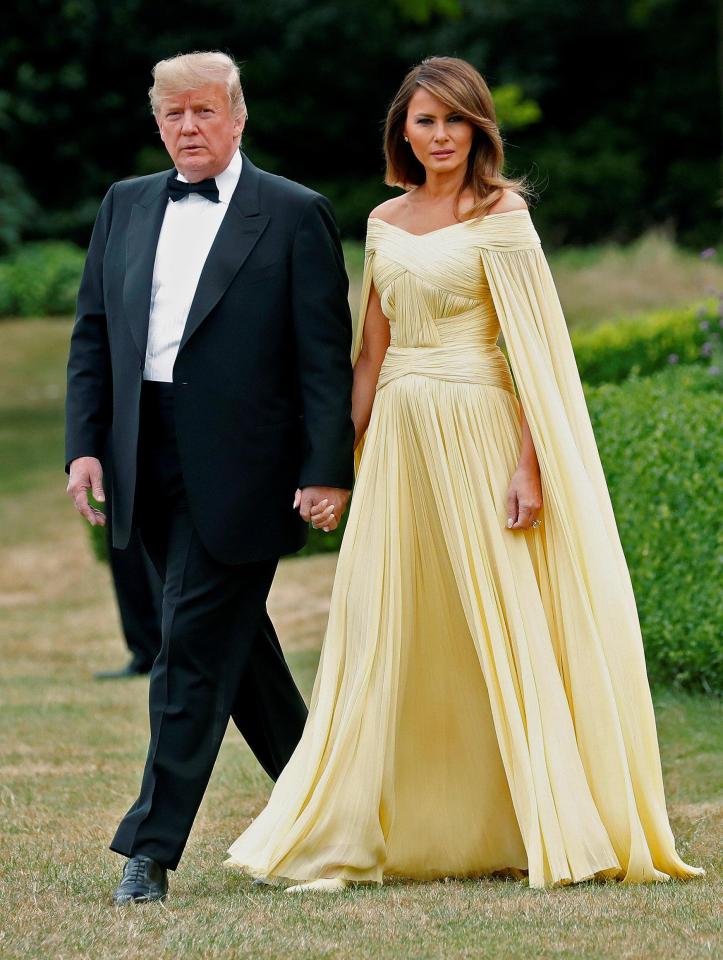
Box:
[156,82,245,181]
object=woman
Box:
[224,57,705,891]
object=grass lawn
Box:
[0,319,719,959]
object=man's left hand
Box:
[294,486,351,533]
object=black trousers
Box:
[104,484,162,672]
[110,381,308,869]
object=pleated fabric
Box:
[225,210,705,889]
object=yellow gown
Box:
[225,209,705,889]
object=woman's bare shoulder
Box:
[368,195,408,225]
[487,189,528,215]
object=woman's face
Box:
[404,87,475,179]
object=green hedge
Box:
[302,364,722,691]
[90,362,721,692]
[302,362,723,691]
[80,290,721,691]
[585,364,721,693]
[0,241,85,317]
[569,300,721,385]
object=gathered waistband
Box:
[377,344,515,395]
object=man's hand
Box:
[294,486,351,533]
[67,456,106,526]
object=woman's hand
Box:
[505,463,543,530]
[294,487,350,534]
[309,498,339,533]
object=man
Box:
[65,51,354,904]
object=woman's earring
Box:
[404,135,409,142]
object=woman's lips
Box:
[431,150,454,158]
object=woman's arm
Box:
[517,401,540,472]
[351,280,390,450]
[507,399,543,529]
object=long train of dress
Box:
[224,210,705,889]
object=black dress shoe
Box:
[112,855,168,904]
[95,660,152,680]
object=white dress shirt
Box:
[143,150,243,382]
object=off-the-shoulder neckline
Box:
[367,208,530,238]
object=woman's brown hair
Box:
[383,56,533,221]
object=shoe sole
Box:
[113,893,168,905]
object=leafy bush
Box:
[80,278,720,692]
[85,365,720,692]
[569,300,722,385]
[585,364,722,693]
[0,241,85,317]
[303,364,723,691]
[311,178,396,240]
[299,513,348,557]
[0,163,40,255]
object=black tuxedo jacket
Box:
[65,151,355,564]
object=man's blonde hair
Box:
[149,51,247,119]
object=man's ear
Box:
[234,113,246,142]
[156,116,166,146]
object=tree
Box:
[0,0,718,248]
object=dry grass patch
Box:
[0,297,720,959]
[0,489,719,958]
[549,229,723,328]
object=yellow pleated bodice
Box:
[368,216,516,394]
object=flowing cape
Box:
[350,210,703,884]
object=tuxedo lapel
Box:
[123,176,169,360]
[178,154,270,354]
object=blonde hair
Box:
[149,51,247,119]
[384,56,532,220]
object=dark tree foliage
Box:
[0,0,719,249]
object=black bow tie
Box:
[166,173,220,204]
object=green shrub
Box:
[0,163,40,255]
[585,364,722,693]
[298,512,348,557]
[311,178,397,240]
[569,300,721,384]
[85,365,720,692]
[0,241,85,317]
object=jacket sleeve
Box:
[290,193,355,490]
[64,183,115,473]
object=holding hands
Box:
[294,486,351,534]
